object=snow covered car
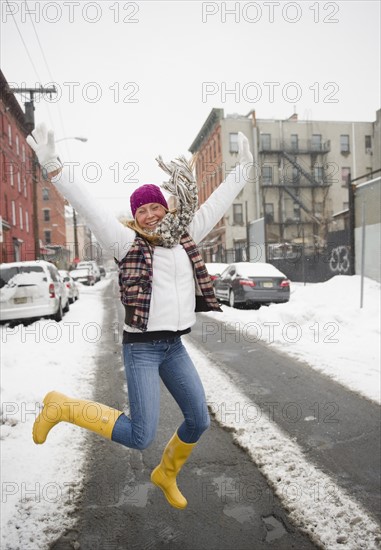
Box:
[70,267,95,286]
[214,262,290,309]
[59,270,80,303]
[76,261,101,282]
[205,262,229,286]
[0,260,69,323]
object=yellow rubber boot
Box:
[151,432,196,509]
[33,391,123,444]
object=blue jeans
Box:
[111,337,210,449]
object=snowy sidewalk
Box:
[1,278,112,550]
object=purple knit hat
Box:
[130,184,168,217]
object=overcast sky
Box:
[2,0,380,216]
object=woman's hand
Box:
[26,123,62,178]
[238,131,253,166]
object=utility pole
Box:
[8,85,57,259]
[73,208,79,262]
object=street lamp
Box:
[55,136,88,143]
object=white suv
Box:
[76,261,101,282]
[0,260,70,324]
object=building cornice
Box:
[0,70,28,133]
[189,108,224,153]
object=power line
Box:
[23,0,55,84]
[23,0,71,160]
[5,0,44,85]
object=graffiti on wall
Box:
[329,245,350,274]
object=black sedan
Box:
[214,262,290,309]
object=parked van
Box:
[0,260,70,323]
[76,261,101,282]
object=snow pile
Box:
[203,275,380,403]
[0,278,112,550]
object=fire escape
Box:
[260,137,331,249]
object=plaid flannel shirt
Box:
[118,232,221,331]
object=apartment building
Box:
[189,108,380,262]
[39,177,67,257]
[0,70,68,263]
[0,71,35,262]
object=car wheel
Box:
[52,300,63,322]
[63,300,70,313]
[229,290,235,308]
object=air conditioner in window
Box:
[366,148,373,155]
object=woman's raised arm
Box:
[27,123,135,261]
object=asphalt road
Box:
[49,279,379,550]
[187,314,381,521]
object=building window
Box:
[311,134,322,151]
[43,209,50,222]
[8,124,12,146]
[16,135,19,156]
[217,134,221,154]
[292,167,300,184]
[260,133,271,150]
[262,166,273,184]
[264,203,274,223]
[17,171,21,192]
[213,140,216,158]
[314,166,324,183]
[42,187,50,200]
[234,241,247,262]
[25,211,29,233]
[19,205,23,230]
[229,133,239,153]
[11,200,16,225]
[341,167,350,186]
[290,134,298,151]
[10,163,14,187]
[365,135,372,152]
[22,144,26,162]
[24,176,27,197]
[233,204,243,224]
[44,230,52,244]
[293,203,301,221]
[4,193,9,221]
[340,135,350,153]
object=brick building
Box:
[0,70,67,265]
[0,71,36,262]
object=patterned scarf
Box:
[125,154,198,248]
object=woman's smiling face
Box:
[135,202,167,230]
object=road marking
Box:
[184,337,381,550]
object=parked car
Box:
[70,267,95,286]
[214,262,290,309]
[0,260,69,323]
[76,261,101,282]
[205,263,229,285]
[59,270,80,303]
